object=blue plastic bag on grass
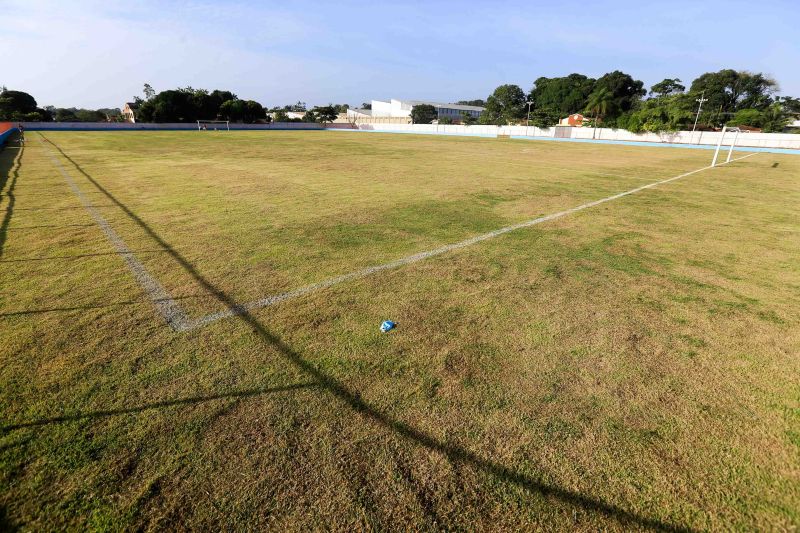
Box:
[380,320,396,333]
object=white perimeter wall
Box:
[20,121,800,150]
[342,123,800,150]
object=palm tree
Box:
[760,103,789,133]
[585,87,615,139]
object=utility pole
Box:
[692,90,708,133]
[526,100,533,136]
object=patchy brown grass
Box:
[0,130,798,531]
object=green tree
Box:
[143,83,156,100]
[132,89,200,122]
[0,89,52,121]
[438,116,454,125]
[592,70,646,124]
[55,108,78,122]
[585,87,616,125]
[302,109,318,122]
[528,108,561,128]
[460,111,477,125]
[530,74,596,117]
[690,70,777,124]
[777,96,800,114]
[0,89,38,119]
[313,105,338,124]
[617,93,694,133]
[728,108,764,128]
[133,87,259,123]
[194,89,237,119]
[273,109,289,122]
[650,78,685,97]
[218,99,244,121]
[241,100,266,123]
[479,84,526,125]
[410,104,437,124]
[760,103,789,133]
[456,99,485,107]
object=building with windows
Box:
[368,99,484,122]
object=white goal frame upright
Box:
[711,125,743,166]
[197,120,230,131]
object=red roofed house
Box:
[558,113,585,127]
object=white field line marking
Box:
[37,135,191,331]
[183,152,758,331]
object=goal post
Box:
[711,125,743,166]
[197,120,230,131]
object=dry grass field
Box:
[0,130,798,531]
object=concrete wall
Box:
[343,123,800,150]
[567,127,800,150]
[13,120,799,151]
[21,122,324,131]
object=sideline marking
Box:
[37,134,190,331]
[182,152,758,331]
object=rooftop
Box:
[400,100,485,111]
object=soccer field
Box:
[1,130,798,530]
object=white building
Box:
[369,99,484,122]
[122,102,138,123]
[268,110,306,120]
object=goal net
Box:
[197,120,230,131]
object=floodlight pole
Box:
[692,90,708,136]
[726,128,740,163]
[711,125,727,167]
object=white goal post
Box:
[711,125,743,166]
[197,120,230,131]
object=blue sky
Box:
[2,0,798,109]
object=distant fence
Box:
[0,122,18,146]
[337,123,800,151]
[20,122,324,131]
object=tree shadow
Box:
[0,382,317,432]
[37,133,694,532]
[7,223,95,230]
[15,205,116,211]
[0,249,168,263]
[0,136,22,259]
[0,294,204,318]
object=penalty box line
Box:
[182,152,758,332]
[37,134,191,331]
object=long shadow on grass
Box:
[0,138,22,259]
[0,294,205,318]
[7,223,95,230]
[0,249,167,263]
[0,383,317,432]
[38,133,693,533]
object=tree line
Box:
[0,84,351,125]
[473,69,799,133]
[3,69,799,131]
